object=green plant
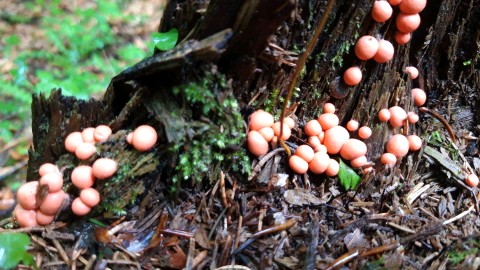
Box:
[360,256,385,270]
[330,40,354,71]
[152,29,179,51]
[449,247,478,265]
[338,158,361,190]
[427,131,459,161]
[171,73,251,184]
[0,0,152,145]
[0,233,35,269]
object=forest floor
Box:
[2,1,480,270]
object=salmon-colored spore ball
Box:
[309,152,330,174]
[323,126,350,154]
[126,133,133,144]
[394,31,411,45]
[350,155,367,168]
[396,13,421,33]
[75,143,97,160]
[304,120,322,136]
[388,0,402,6]
[325,159,340,176]
[271,136,278,146]
[94,125,112,143]
[247,131,269,156]
[355,36,379,60]
[71,166,95,189]
[388,106,408,127]
[39,190,66,215]
[308,136,322,149]
[258,127,274,142]
[411,88,427,106]
[132,125,158,152]
[386,134,410,157]
[399,0,427,14]
[289,155,309,174]
[373,40,395,63]
[39,163,59,177]
[381,153,397,165]
[248,110,274,131]
[407,135,422,151]
[346,120,359,132]
[13,205,38,227]
[363,166,374,174]
[407,112,419,124]
[283,117,296,129]
[80,188,101,208]
[315,144,328,153]
[36,210,55,226]
[466,174,479,187]
[71,197,92,216]
[405,66,419,79]
[92,158,118,180]
[318,131,325,143]
[371,1,393,23]
[81,127,95,143]
[378,109,391,122]
[323,103,336,114]
[318,113,339,131]
[340,139,368,160]
[358,126,372,139]
[39,172,63,193]
[295,145,315,163]
[17,181,38,210]
[65,131,83,153]
[343,66,363,86]
[272,122,291,140]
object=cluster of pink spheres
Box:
[13,124,158,227]
[377,103,479,188]
[13,164,65,227]
[343,0,427,86]
[377,106,422,165]
[247,103,375,176]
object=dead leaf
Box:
[343,228,368,251]
[284,189,324,206]
[194,226,211,249]
[274,256,301,269]
[169,251,187,269]
[0,187,14,210]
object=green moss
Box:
[330,40,354,71]
[170,71,250,183]
[449,247,479,265]
[360,256,385,270]
[263,88,281,114]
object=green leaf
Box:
[152,29,178,51]
[87,218,107,227]
[0,233,35,269]
[5,35,20,46]
[117,44,147,62]
[338,159,361,190]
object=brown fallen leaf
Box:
[194,226,211,249]
[283,188,324,206]
[344,228,368,251]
